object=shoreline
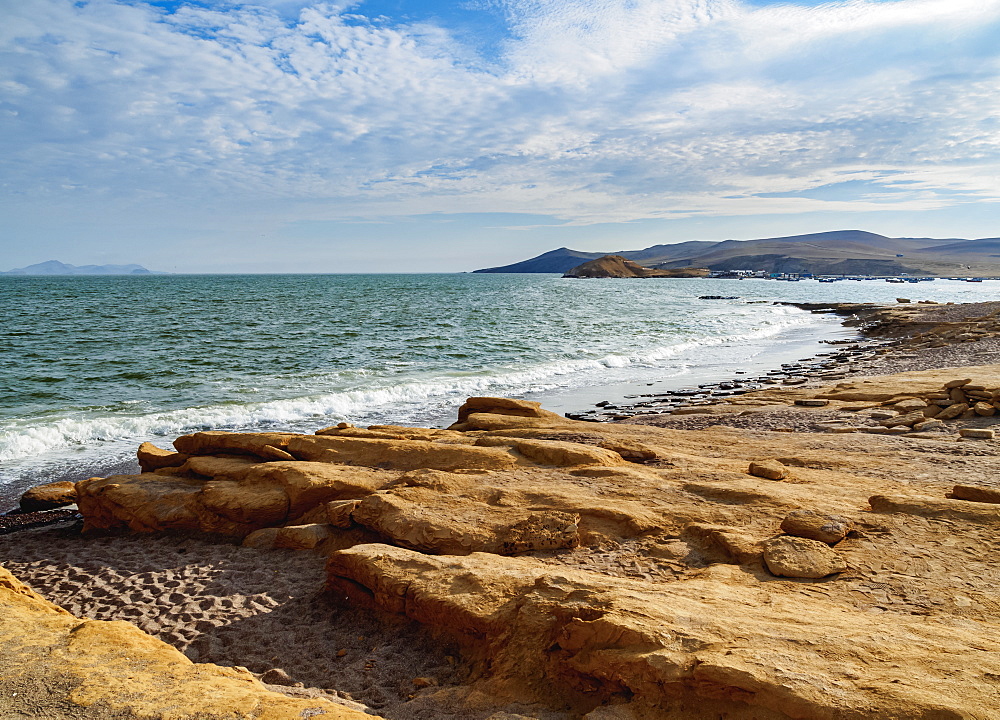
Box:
[4,300,1000,718]
[0,302,845,514]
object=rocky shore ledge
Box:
[4,302,1000,720]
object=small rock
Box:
[412,677,436,688]
[896,298,911,303]
[337,422,354,429]
[959,428,994,439]
[763,536,848,579]
[19,481,78,512]
[260,668,296,686]
[794,399,829,407]
[892,398,927,412]
[950,485,1000,504]
[868,410,898,420]
[912,419,944,432]
[337,648,348,657]
[944,378,972,389]
[974,402,996,417]
[879,410,925,428]
[748,460,788,481]
[936,403,969,421]
[780,510,852,545]
[259,444,295,461]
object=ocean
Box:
[4,273,1000,510]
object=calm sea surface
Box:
[4,273,1000,508]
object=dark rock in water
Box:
[698,295,739,300]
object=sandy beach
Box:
[4,299,1000,719]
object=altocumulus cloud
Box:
[1,0,999,226]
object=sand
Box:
[0,526,530,719]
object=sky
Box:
[1,0,999,273]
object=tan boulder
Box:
[0,567,374,720]
[172,430,298,459]
[456,396,565,423]
[973,402,996,416]
[287,434,521,472]
[762,536,847,578]
[779,509,852,545]
[351,488,580,555]
[891,398,927,412]
[747,459,788,480]
[137,441,189,472]
[19,480,77,511]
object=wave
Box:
[0,306,825,467]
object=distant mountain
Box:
[473,247,606,273]
[472,231,1000,277]
[1,260,165,275]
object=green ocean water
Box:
[3,273,1000,507]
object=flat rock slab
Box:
[352,488,580,555]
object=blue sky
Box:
[2,0,999,272]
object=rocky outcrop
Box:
[326,544,999,718]
[563,255,709,279]
[0,567,376,719]
[39,385,1000,718]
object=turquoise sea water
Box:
[4,273,1000,508]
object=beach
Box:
[4,298,1000,719]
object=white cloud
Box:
[1,0,999,240]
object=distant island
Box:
[1,260,166,276]
[474,230,1000,277]
[563,255,709,278]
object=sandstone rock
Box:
[19,480,77,511]
[260,667,296,686]
[936,402,969,420]
[243,523,333,550]
[456,396,565,424]
[921,404,942,417]
[870,494,1000,522]
[878,410,925,428]
[974,402,996,417]
[748,459,787,480]
[944,378,972,388]
[794,398,829,407]
[172,431,298,459]
[351,488,580,555]
[477,436,626,467]
[949,387,968,403]
[912,419,945,432]
[779,510,852,544]
[762,536,847,578]
[260,444,296,460]
[0,567,375,719]
[327,544,999,718]
[683,523,763,564]
[137,441,189,472]
[959,428,994,439]
[891,398,927,412]
[287,434,522,471]
[949,485,1000,504]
